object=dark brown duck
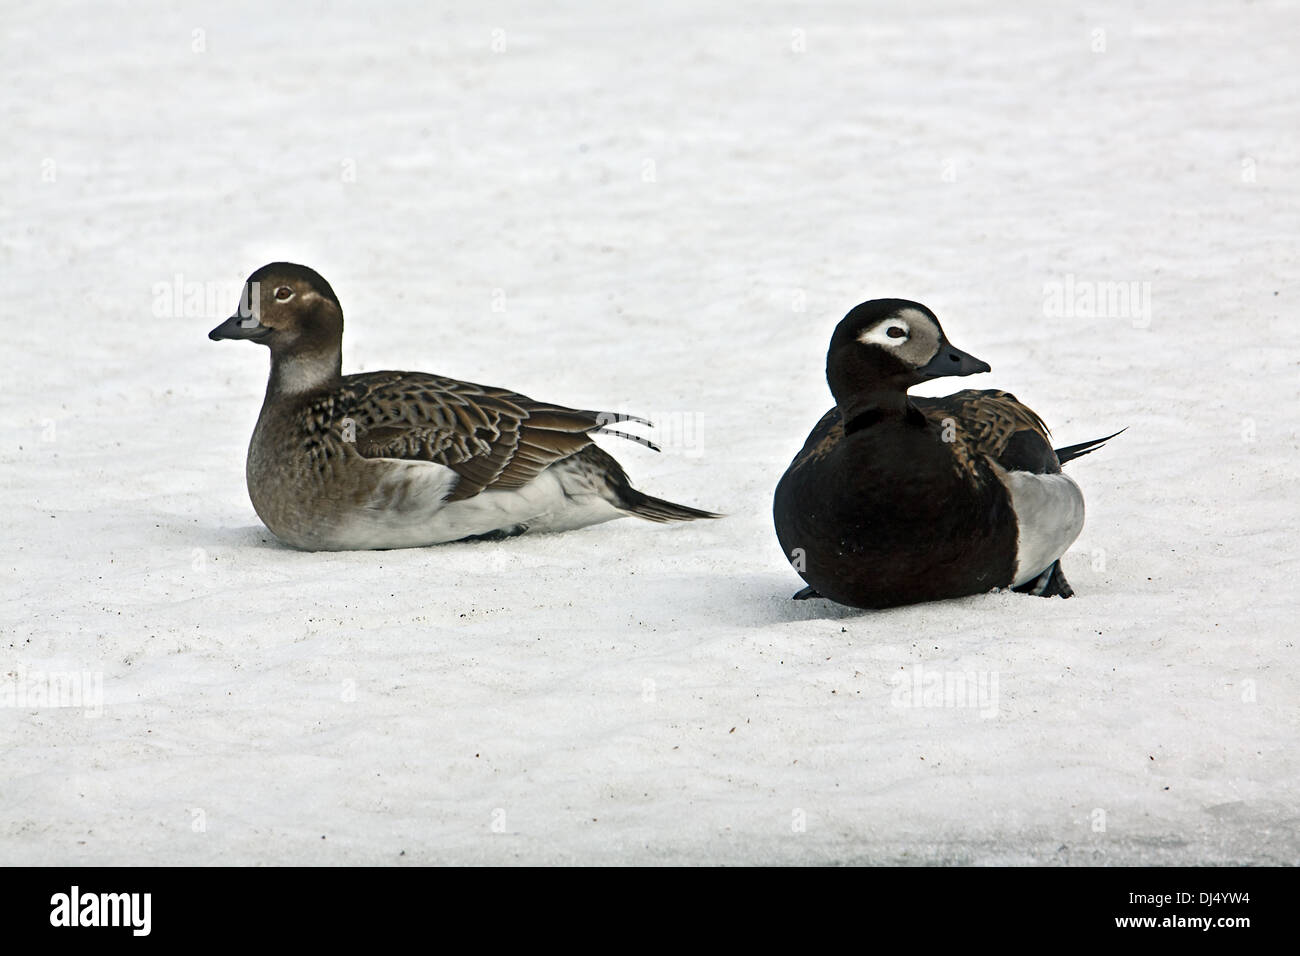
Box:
[773,299,1120,609]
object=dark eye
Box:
[274,286,293,301]
[886,326,907,338]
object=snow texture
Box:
[2,0,1297,865]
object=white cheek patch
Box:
[892,307,937,327]
[855,308,940,353]
[857,321,910,348]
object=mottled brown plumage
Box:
[916,389,1056,477]
[328,371,635,501]
[791,388,1060,482]
[210,262,717,550]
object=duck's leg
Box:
[792,585,823,600]
[1013,560,1075,599]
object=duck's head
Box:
[826,299,990,411]
[208,262,344,355]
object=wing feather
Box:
[335,370,647,501]
[913,389,1060,475]
[788,390,1060,478]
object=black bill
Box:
[916,342,991,379]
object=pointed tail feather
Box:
[617,487,722,522]
[1055,427,1126,466]
[587,410,655,428]
[592,426,661,452]
[585,410,661,451]
[575,441,719,522]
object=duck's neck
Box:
[837,389,915,434]
[265,347,342,401]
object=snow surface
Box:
[3,0,1298,865]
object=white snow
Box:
[2,0,1297,865]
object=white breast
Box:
[995,467,1085,587]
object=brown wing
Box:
[913,389,1060,475]
[338,371,623,501]
[786,390,1058,482]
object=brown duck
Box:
[209,262,718,550]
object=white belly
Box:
[324,458,624,550]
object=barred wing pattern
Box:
[790,389,1058,478]
[914,389,1058,476]
[338,371,633,501]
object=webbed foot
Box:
[1013,560,1074,599]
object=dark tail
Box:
[617,486,722,522]
[1055,427,1126,466]
[578,443,721,522]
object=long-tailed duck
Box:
[773,299,1119,609]
[209,262,718,550]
